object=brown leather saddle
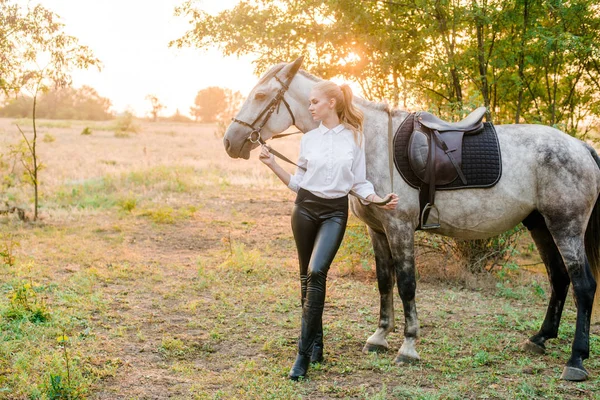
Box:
[401,107,489,229]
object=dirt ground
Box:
[0,118,598,399]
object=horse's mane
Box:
[258,64,406,117]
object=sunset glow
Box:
[33,0,255,118]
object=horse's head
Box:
[223,57,305,159]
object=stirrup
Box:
[421,203,441,230]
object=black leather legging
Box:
[291,188,348,354]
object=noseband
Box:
[231,73,297,145]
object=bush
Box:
[456,225,525,273]
[419,225,525,274]
[113,111,139,135]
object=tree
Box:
[172,0,600,135]
[0,0,100,220]
[215,88,244,137]
[190,86,228,122]
[145,94,165,122]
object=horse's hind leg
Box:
[545,219,597,381]
[522,211,570,354]
[363,227,395,353]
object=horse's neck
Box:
[361,103,408,149]
[291,75,319,133]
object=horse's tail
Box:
[584,143,600,321]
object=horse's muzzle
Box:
[223,137,252,159]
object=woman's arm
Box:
[351,140,398,210]
[259,145,292,185]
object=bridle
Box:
[231,72,298,146]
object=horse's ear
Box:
[281,56,304,79]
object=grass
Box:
[0,260,119,398]
[0,117,597,398]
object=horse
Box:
[222,57,600,381]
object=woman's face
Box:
[308,89,335,122]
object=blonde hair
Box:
[313,81,364,146]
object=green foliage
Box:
[55,177,117,210]
[0,233,19,266]
[139,205,197,224]
[174,0,600,136]
[113,111,139,135]
[80,127,92,135]
[47,374,76,400]
[52,166,202,212]
[159,337,189,359]
[3,280,50,323]
[117,196,137,212]
[335,219,374,276]
[420,225,525,275]
[452,225,525,273]
[220,242,264,274]
[0,1,100,96]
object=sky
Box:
[34,0,255,117]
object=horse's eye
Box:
[254,92,266,101]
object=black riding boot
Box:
[311,323,324,363]
[300,274,324,364]
[288,303,323,381]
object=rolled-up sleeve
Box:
[351,142,375,202]
[287,140,307,193]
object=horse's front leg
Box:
[389,224,420,364]
[363,226,395,353]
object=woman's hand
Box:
[259,145,275,166]
[376,193,399,210]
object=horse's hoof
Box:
[394,354,420,365]
[560,366,589,381]
[362,343,388,354]
[522,339,545,355]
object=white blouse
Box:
[287,123,376,200]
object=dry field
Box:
[0,117,598,399]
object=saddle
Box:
[394,107,501,230]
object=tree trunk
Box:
[515,0,529,124]
[473,0,491,121]
[434,2,463,107]
[32,90,38,221]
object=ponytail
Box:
[339,84,364,147]
[312,81,364,146]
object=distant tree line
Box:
[0,86,113,120]
[173,0,600,137]
[0,85,244,123]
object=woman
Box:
[259,81,398,380]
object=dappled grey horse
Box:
[223,57,600,381]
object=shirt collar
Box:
[317,122,345,135]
